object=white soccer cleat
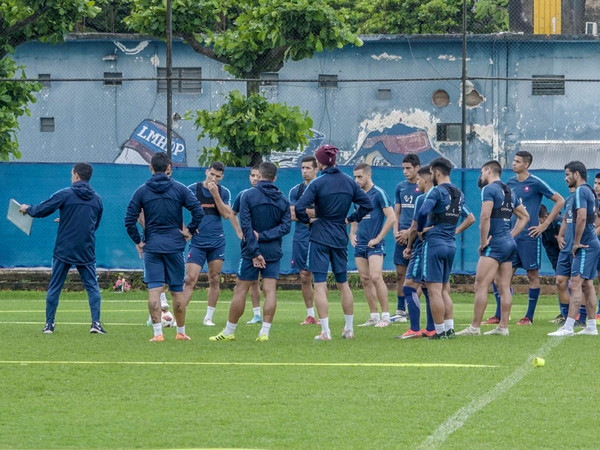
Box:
[456,325,481,336]
[357,318,379,327]
[548,326,574,337]
[576,328,598,336]
[484,327,509,336]
[342,328,355,339]
[374,317,391,327]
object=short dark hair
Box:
[354,162,371,173]
[151,152,171,173]
[259,161,277,181]
[539,204,549,218]
[565,160,587,181]
[73,163,93,181]
[300,155,317,168]
[430,157,452,176]
[515,150,533,167]
[251,164,261,172]
[595,173,600,180]
[417,165,431,176]
[209,161,225,172]
[482,160,502,175]
[402,153,421,167]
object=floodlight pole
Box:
[461,0,467,169]
[166,0,173,159]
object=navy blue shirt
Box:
[187,182,231,248]
[481,182,520,243]
[239,180,291,261]
[573,184,599,246]
[289,182,312,243]
[27,181,103,265]
[295,166,374,249]
[417,182,465,246]
[395,181,419,231]
[507,174,556,239]
[125,173,204,254]
[356,185,392,246]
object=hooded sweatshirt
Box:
[295,166,374,249]
[26,181,103,265]
[239,180,291,261]
[125,173,204,253]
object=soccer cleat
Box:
[516,316,532,326]
[175,333,191,341]
[549,314,565,324]
[209,332,235,342]
[43,322,55,334]
[421,329,436,338]
[398,329,422,339]
[576,328,599,336]
[482,316,500,325]
[300,316,318,325]
[429,331,448,340]
[574,320,586,328]
[358,318,380,327]
[375,317,391,328]
[446,328,455,339]
[90,322,106,334]
[548,326,574,337]
[456,325,481,336]
[203,318,216,327]
[484,327,509,336]
[256,334,269,342]
[247,315,263,324]
[390,311,408,323]
[314,331,332,341]
[149,334,164,342]
[342,328,355,339]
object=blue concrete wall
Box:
[1,163,573,275]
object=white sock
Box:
[224,321,237,336]
[153,323,162,337]
[253,307,261,316]
[435,323,445,334]
[259,322,272,336]
[370,312,380,321]
[307,307,315,318]
[177,326,185,335]
[444,319,454,331]
[381,312,390,319]
[320,317,330,334]
[587,319,597,330]
[565,317,575,331]
[205,306,215,320]
[344,314,354,331]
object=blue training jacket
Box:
[239,180,291,261]
[26,181,103,265]
[124,173,204,253]
[295,166,374,249]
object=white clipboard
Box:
[7,199,33,235]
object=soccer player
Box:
[350,163,396,327]
[391,154,421,323]
[549,161,600,336]
[415,157,467,339]
[295,145,374,341]
[483,151,564,326]
[209,162,291,342]
[594,173,600,320]
[125,152,204,342]
[231,166,264,324]
[20,163,105,334]
[456,160,529,337]
[289,155,320,325]
[183,161,234,327]
[552,187,575,327]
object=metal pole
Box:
[166,0,173,159]
[461,0,467,169]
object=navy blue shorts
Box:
[393,243,410,266]
[556,252,572,277]
[571,246,600,280]
[405,245,423,283]
[186,244,226,268]
[512,236,541,271]
[291,238,309,272]
[422,242,456,284]
[237,258,280,281]
[308,241,348,283]
[354,243,385,260]
[481,238,517,264]
[143,251,185,291]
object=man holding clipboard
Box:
[18,163,104,334]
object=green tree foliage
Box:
[0,0,101,160]
[192,90,313,167]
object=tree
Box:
[125,0,360,165]
[0,0,102,160]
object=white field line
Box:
[0,360,498,368]
[417,337,563,449]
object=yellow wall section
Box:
[534,0,562,34]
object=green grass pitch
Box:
[1,288,598,449]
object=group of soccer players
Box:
[24,145,600,341]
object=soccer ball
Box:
[161,311,176,328]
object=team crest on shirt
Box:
[524,186,530,192]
